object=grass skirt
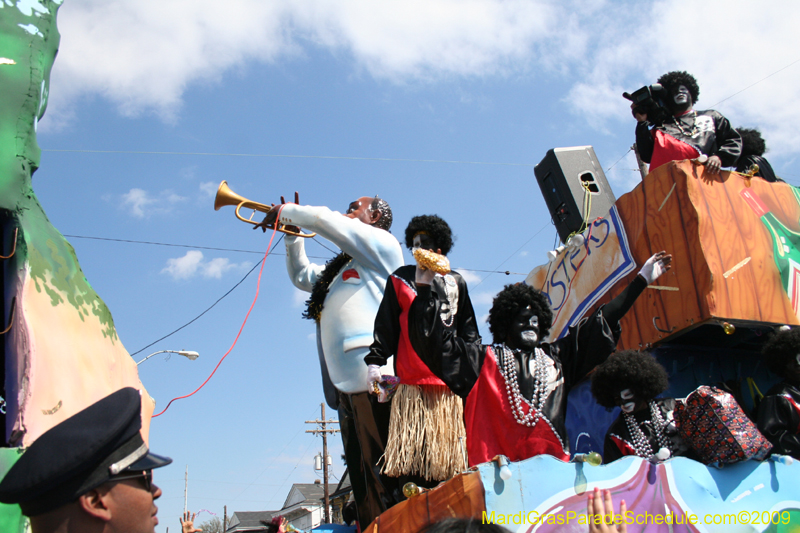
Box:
[381,384,467,481]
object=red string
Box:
[152,206,285,418]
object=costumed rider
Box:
[591,350,692,463]
[735,127,781,183]
[757,327,800,459]
[257,194,403,527]
[0,388,171,531]
[408,251,672,465]
[634,71,741,174]
[365,215,480,489]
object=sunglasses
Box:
[110,470,153,491]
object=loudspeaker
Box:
[534,146,617,244]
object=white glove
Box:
[638,251,672,285]
[367,364,382,393]
[367,365,391,402]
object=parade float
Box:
[1,2,799,533]
[365,163,800,533]
[1,2,153,531]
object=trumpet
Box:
[214,181,316,238]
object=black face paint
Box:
[507,306,540,351]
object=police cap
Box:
[0,387,171,516]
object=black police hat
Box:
[0,387,172,516]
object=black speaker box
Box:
[534,146,617,244]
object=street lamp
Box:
[136,350,200,365]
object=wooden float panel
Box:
[535,160,800,349]
[364,472,485,533]
[619,161,799,348]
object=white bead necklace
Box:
[498,344,551,428]
[623,400,673,460]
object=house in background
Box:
[227,475,353,532]
[280,482,325,530]
[226,511,281,533]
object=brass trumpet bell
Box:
[214,181,315,238]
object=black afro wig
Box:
[591,350,669,409]
[737,127,767,157]
[404,214,454,255]
[657,71,700,105]
[488,283,553,345]
[761,327,800,375]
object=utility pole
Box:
[184,465,189,515]
[306,403,340,523]
[223,505,227,533]
[632,143,649,180]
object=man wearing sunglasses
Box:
[0,387,171,532]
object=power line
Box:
[228,406,321,507]
[474,221,551,288]
[64,233,330,259]
[43,148,535,167]
[110,229,521,356]
[604,148,632,173]
[64,233,524,275]
[710,58,800,108]
[130,258,262,356]
[129,234,285,356]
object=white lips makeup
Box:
[620,389,635,413]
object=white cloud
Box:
[119,188,187,217]
[162,250,204,280]
[44,0,569,124]
[457,269,482,286]
[121,188,155,218]
[161,250,252,280]
[42,0,800,156]
[199,181,218,198]
[203,257,237,279]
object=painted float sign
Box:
[526,206,636,341]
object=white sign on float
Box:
[525,206,635,341]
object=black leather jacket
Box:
[636,109,742,167]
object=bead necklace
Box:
[671,111,698,138]
[498,344,551,428]
[623,400,673,460]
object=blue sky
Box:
[29,0,800,529]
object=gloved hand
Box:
[415,264,436,286]
[367,365,391,402]
[367,364,382,394]
[638,251,673,285]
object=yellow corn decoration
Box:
[413,248,450,274]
